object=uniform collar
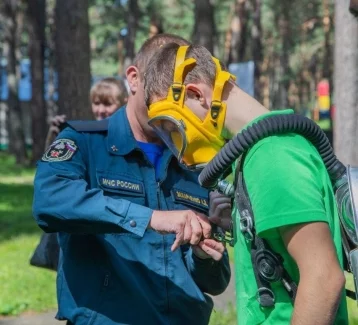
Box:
[107,106,139,155]
[107,106,174,160]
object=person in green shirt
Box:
[143,44,349,324]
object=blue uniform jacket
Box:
[33,107,231,325]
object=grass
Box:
[210,303,236,325]
[0,153,57,316]
[1,152,358,323]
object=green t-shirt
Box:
[232,110,348,324]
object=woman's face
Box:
[91,96,119,120]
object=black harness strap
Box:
[235,156,298,307]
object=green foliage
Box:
[89,1,126,75]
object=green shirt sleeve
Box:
[242,135,328,238]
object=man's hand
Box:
[192,238,225,261]
[208,190,232,231]
[149,210,211,251]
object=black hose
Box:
[198,114,346,189]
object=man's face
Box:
[126,66,158,138]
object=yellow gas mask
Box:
[148,45,236,170]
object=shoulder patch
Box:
[42,139,78,162]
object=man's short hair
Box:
[90,77,128,106]
[144,44,217,107]
[133,33,190,78]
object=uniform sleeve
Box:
[183,246,231,296]
[32,128,153,237]
[243,136,328,238]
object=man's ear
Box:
[126,66,140,93]
[185,84,210,109]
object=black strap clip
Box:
[210,101,222,120]
[171,83,183,101]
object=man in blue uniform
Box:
[32,34,231,325]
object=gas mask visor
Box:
[149,115,187,165]
[336,165,358,246]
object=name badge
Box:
[98,173,144,195]
[172,188,209,211]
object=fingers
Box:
[196,213,212,239]
[209,190,231,203]
[190,217,202,245]
[209,192,231,217]
[51,114,67,126]
[203,238,225,254]
[209,214,233,232]
[171,231,183,252]
[172,212,210,250]
[198,239,225,261]
[183,218,192,244]
[213,202,232,218]
[49,125,60,135]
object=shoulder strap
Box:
[65,119,109,132]
[235,155,297,307]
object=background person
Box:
[45,77,128,149]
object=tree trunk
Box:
[251,0,262,102]
[322,0,333,87]
[123,0,139,68]
[2,0,27,164]
[27,0,47,163]
[228,0,248,64]
[45,0,57,118]
[273,2,291,109]
[192,0,215,54]
[334,0,358,165]
[55,0,91,120]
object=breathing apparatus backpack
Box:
[198,113,358,307]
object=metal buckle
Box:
[213,231,235,247]
[240,209,254,241]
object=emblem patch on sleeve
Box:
[42,139,78,162]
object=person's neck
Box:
[126,97,160,143]
[223,84,269,138]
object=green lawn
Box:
[0,152,358,324]
[0,153,57,316]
